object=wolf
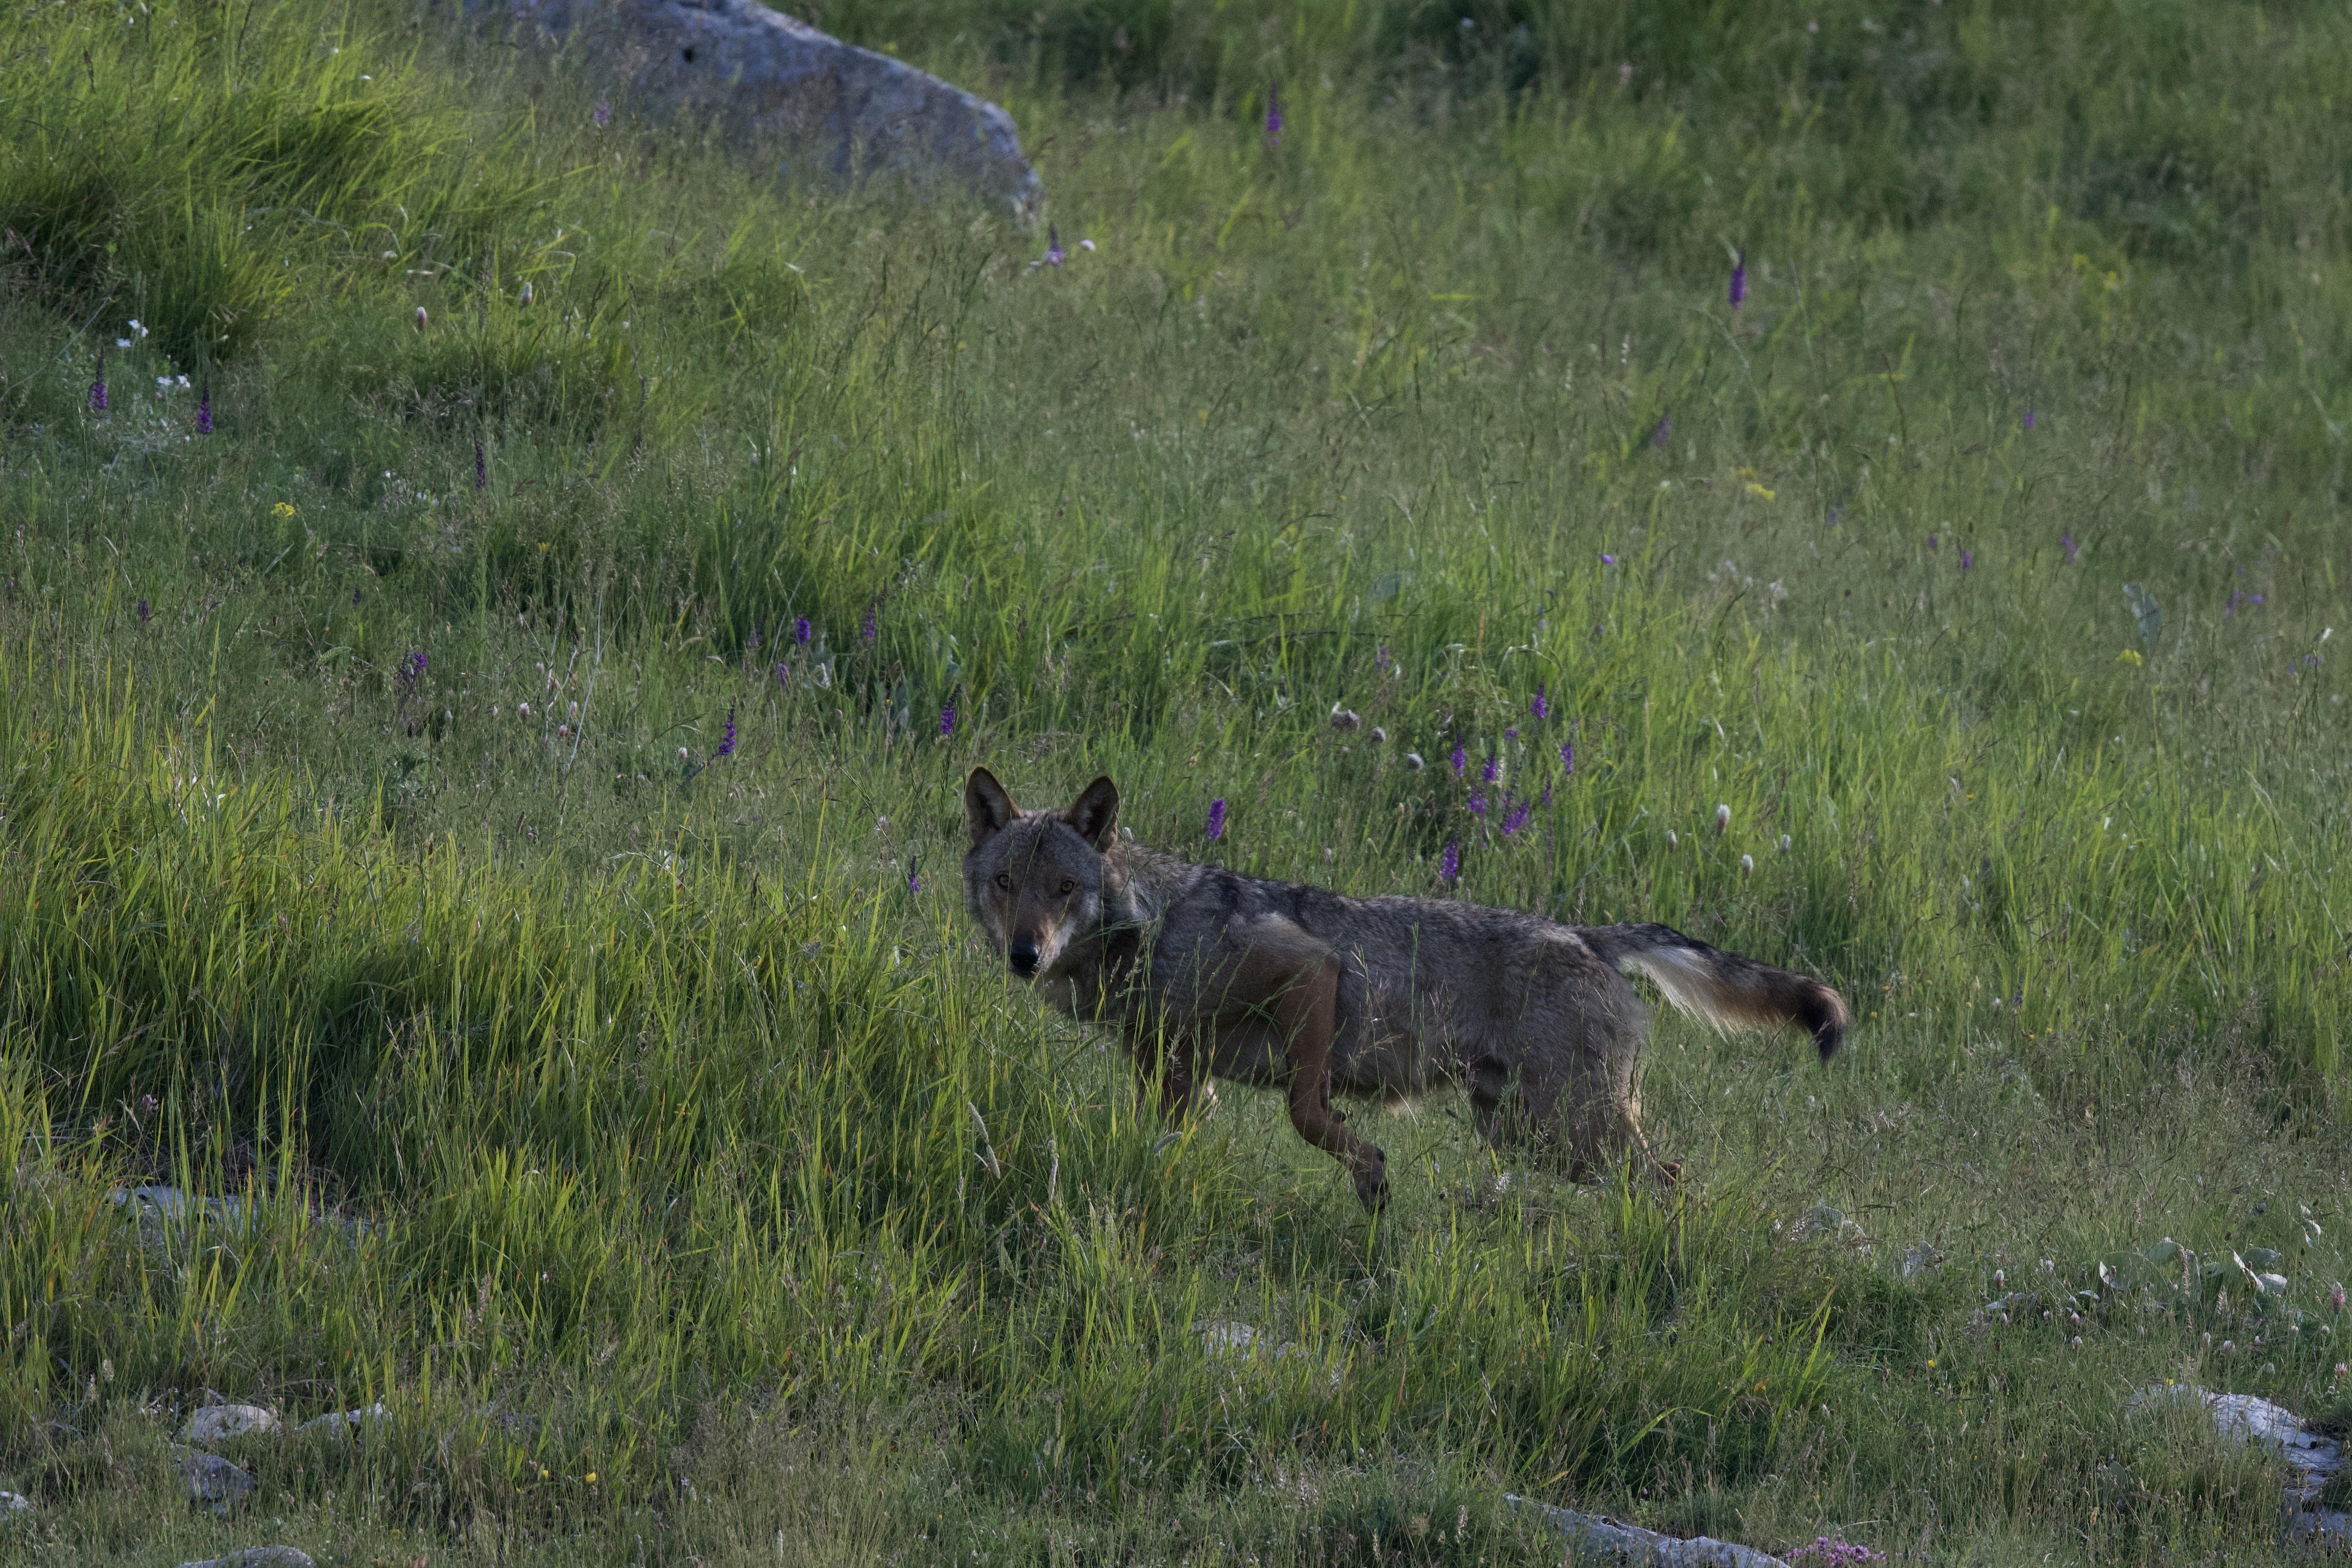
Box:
[962,767,1849,1210]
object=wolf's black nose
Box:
[1008,940,1040,977]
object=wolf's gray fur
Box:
[963,768,1849,1209]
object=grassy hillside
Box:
[3,0,2351,1561]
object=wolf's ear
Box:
[1063,775,1119,851]
[966,767,1020,849]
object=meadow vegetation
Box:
[3,0,2352,1561]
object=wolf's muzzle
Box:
[1008,939,1041,977]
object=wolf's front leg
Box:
[1129,1024,1200,1121]
[1264,950,1389,1212]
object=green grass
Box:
[4,0,2352,1561]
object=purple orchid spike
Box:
[1467,790,1488,817]
[1600,551,1617,565]
[794,616,813,645]
[90,349,108,414]
[1650,414,1673,450]
[135,598,151,625]
[1531,683,1548,720]
[1927,535,1939,551]
[1481,755,1500,783]
[195,383,212,435]
[1439,838,1460,883]
[1265,84,1283,146]
[475,441,487,491]
[714,706,738,759]
[939,701,956,738]
[2061,531,2077,564]
[907,868,922,894]
[1502,799,1533,837]
[775,662,791,690]
[1960,549,1974,570]
[1729,249,1747,309]
[1205,798,1227,842]
[1375,641,1391,673]
[862,603,878,643]
[1449,743,1467,778]
[1559,741,1574,774]
[2023,409,2036,431]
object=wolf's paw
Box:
[1354,1147,1390,1213]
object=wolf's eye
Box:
[994,874,1011,891]
[1058,879,1076,896]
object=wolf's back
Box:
[1580,922,1848,1060]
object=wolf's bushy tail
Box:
[1582,922,1849,1061]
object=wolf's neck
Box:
[1058,840,1190,1017]
[1106,839,1195,929]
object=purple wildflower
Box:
[195,383,212,435]
[1449,744,1467,778]
[475,441,487,491]
[2062,531,2077,564]
[1501,799,1533,837]
[1729,250,1747,309]
[746,622,761,655]
[1827,508,1842,526]
[1559,741,1574,774]
[714,706,738,759]
[90,349,108,413]
[774,662,791,689]
[1927,534,1939,551]
[1468,790,1488,816]
[1481,754,1500,783]
[395,650,428,700]
[1503,726,1519,742]
[1539,784,1552,806]
[794,616,813,645]
[1439,838,1460,883]
[862,603,878,643]
[1265,84,1283,145]
[135,598,151,625]
[907,868,922,895]
[1785,1539,1884,1568]
[1531,683,1548,720]
[1600,551,1617,565]
[1960,548,1974,570]
[1045,227,1065,268]
[593,97,612,127]
[1205,798,1227,842]
[1375,642,1391,673]
[939,701,956,738]
[2023,409,2036,431]
[1650,414,1673,450]
[353,588,363,606]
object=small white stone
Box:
[183,1404,279,1445]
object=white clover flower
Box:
[1715,802,1731,834]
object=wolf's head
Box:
[963,767,1121,982]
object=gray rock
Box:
[499,0,1040,218]
[184,1404,280,1445]
[175,1550,316,1568]
[296,1402,389,1439]
[2130,1384,2349,1542]
[1504,1496,1789,1568]
[172,1448,255,1515]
